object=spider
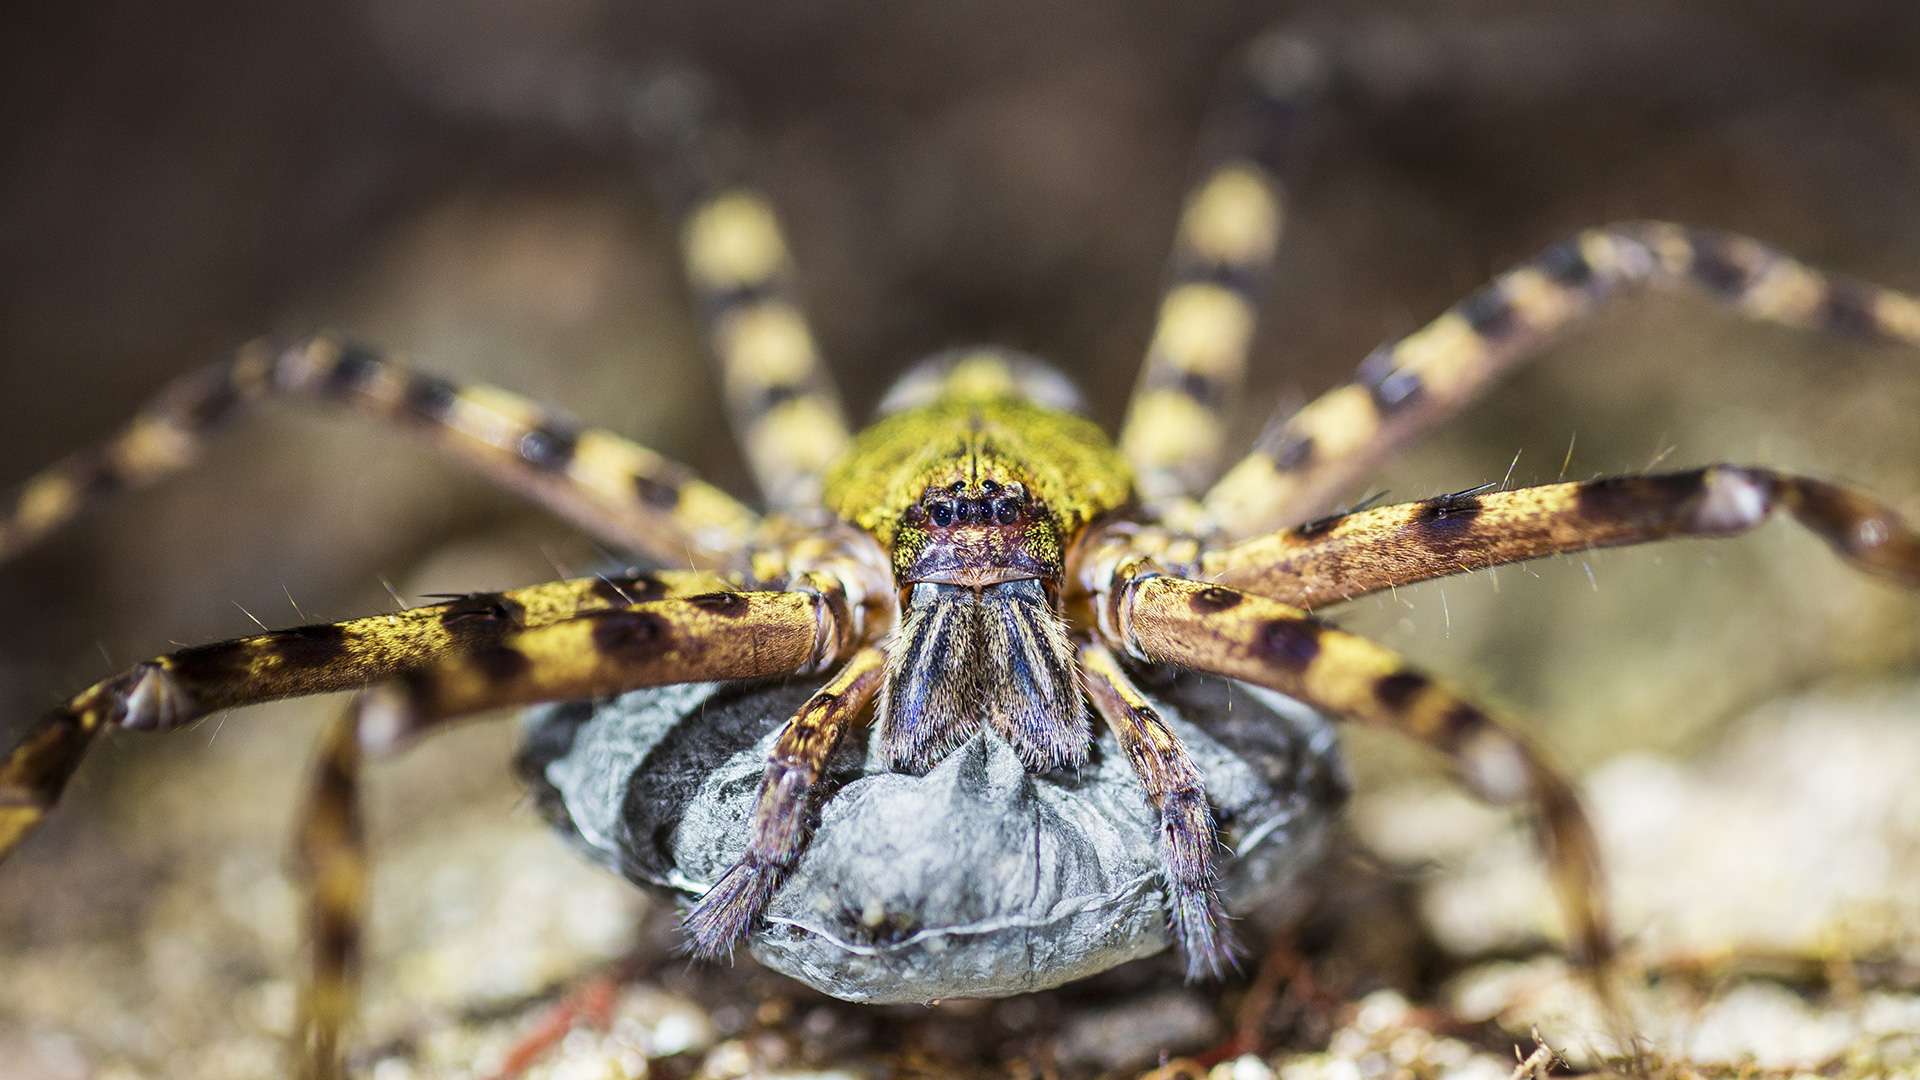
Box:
[4,24,1920,1080]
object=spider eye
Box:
[928,500,955,527]
[992,497,1021,525]
[903,504,928,526]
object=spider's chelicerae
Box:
[5,27,1920,1079]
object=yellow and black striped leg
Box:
[629,70,851,509]
[294,708,364,1080]
[357,587,848,748]
[681,644,887,959]
[0,570,734,862]
[1200,466,1920,608]
[1119,32,1328,507]
[1080,641,1240,979]
[1100,570,1608,967]
[1202,223,1920,536]
[289,584,858,1077]
[0,336,759,568]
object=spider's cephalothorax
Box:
[4,26,1920,1080]
[824,356,1132,775]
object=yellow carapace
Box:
[3,28,1920,1080]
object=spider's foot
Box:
[1170,879,1243,982]
[681,859,781,960]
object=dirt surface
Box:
[3,3,1919,1078]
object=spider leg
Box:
[410,60,854,509]
[0,336,760,567]
[290,584,863,1078]
[1080,641,1240,980]
[1199,466,1920,608]
[0,570,736,862]
[1118,31,1328,507]
[294,707,363,1080]
[628,68,852,510]
[1088,562,1608,967]
[355,587,849,747]
[1199,223,1920,536]
[681,644,886,959]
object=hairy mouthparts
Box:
[876,579,1088,775]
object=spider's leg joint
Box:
[1106,556,1168,661]
[794,573,855,673]
[1456,727,1536,804]
[118,661,195,732]
[1690,465,1774,533]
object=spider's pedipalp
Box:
[1119,32,1329,507]
[0,570,734,863]
[1198,465,1920,608]
[1201,223,1920,537]
[0,336,759,568]
[1080,642,1240,980]
[1096,567,1608,968]
[682,645,886,959]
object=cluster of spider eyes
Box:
[903,479,1030,528]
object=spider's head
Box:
[875,475,1087,775]
[894,477,1060,588]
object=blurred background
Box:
[2,1,1919,1077]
